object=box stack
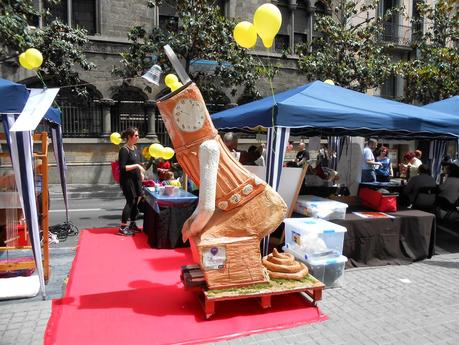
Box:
[283,217,347,287]
[294,195,348,220]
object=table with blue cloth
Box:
[143,187,198,249]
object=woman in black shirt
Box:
[118,127,145,236]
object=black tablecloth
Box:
[330,210,436,268]
[143,200,196,249]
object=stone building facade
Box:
[1,0,427,183]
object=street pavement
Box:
[1,184,458,345]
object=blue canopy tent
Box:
[0,78,69,299]
[424,96,459,114]
[213,81,459,138]
[212,81,459,253]
[423,96,459,179]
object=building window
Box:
[411,0,424,43]
[273,1,325,54]
[294,1,310,52]
[274,1,290,53]
[34,0,98,35]
[158,0,178,32]
[381,75,397,99]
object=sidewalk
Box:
[1,252,458,345]
[1,185,458,344]
[49,183,123,200]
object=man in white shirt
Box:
[361,138,382,182]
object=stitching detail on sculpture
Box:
[218,201,228,210]
[242,184,253,195]
[230,193,241,204]
[254,176,263,185]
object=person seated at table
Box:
[244,145,264,166]
[304,164,338,187]
[400,151,422,180]
[304,164,326,186]
[375,146,393,182]
[437,160,459,214]
[403,164,436,206]
[162,171,181,187]
[144,157,171,182]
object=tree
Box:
[396,0,459,104]
[296,0,399,93]
[0,0,95,94]
[113,0,264,107]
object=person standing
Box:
[118,127,145,236]
[361,138,382,182]
[295,142,309,167]
[375,146,393,182]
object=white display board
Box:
[244,165,304,213]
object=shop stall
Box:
[212,81,459,267]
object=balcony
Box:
[382,22,413,47]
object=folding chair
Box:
[412,186,437,213]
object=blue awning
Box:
[423,96,459,115]
[212,81,459,139]
[0,78,61,125]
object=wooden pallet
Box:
[181,265,325,319]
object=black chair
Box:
[444,198,459,221]
[412,186,437,213]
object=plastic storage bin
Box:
[283,217,347,259]
[295,195,348,220]
[284,246,347,287]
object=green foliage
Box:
[0,0,95,95]
[396,0,459,104]
[113,0,263,106]
[296,0,398,93]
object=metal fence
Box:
[59,99,103,137]
[110,100,149,137]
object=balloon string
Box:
[35,70,47,89]
[254,49,278,175]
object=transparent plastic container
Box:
[284,246,347,287]
[295,195,348,220]
[283,217,347,259]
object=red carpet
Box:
[45,228,326,345]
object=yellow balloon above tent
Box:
[233,21,258,49]
[149,143,165,158]
[24,48,43,69]
[253,3,282,48]
[161,147,175,160]
[324,79,335,85]
[19,53,35,70]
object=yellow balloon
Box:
[253,3,282,48]
[233,21,258,49]
[161,147,175,160]
[170,81,183,92]
[110,132,122,145]
[165,74,178,88]
[24,48,43,69]
[149,143,165,158]
[324,79,335,85]
[19,53,35,70]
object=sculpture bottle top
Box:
[156,83,266,212]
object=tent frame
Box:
[0,132,50,281]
